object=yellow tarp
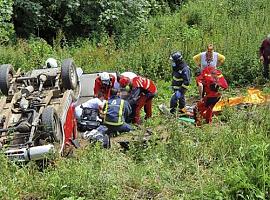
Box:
[213,88,270,112]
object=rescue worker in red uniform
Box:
[94,72,115,100]
[194,66,228,126]
[119,75,157,124]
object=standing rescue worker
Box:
[193,66,228,126]
[259,34,270,79]
[102,88,132,134]
[119,75,157,124]
[94,72,115,100]
[169,51,191,114]
[193,44,225,99]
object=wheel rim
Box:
[53,114,62,143]
[69,65,78,89]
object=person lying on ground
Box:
[75,92,105,120]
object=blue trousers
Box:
[105,122,132,136]
[170,91,185,113]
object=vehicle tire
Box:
[61,58,78,90]
[41,107,63,144]
[0,64,14,96]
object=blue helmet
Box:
[170,51,183,62]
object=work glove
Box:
[175,90,182,99]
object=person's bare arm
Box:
[193,53,201,67]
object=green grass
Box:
[1,82,270,199]
[1,0,270,199]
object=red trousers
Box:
[196,96,220,124]
[134,95,153,124]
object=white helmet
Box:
[99,72,110,85]
[45,58,58,68]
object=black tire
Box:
[0,64,14,96]
[61,58,78,90]
[41,107,63,144]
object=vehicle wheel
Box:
[61,58,78,90]
[41,107,63,145]
[0,64,14,96]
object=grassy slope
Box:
[1,0,270,199]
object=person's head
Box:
[97,91,105,101]
[119,76,131,87]
[207,44,214,54]
[267,34,270,41]
[170,51,183,62]
[45,58,58,68]
[170,51,183,68]
[99,72,110,86]
[110,88,119,97]
[119,76,131,92]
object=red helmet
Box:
[119,76,130,87]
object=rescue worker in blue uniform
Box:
[102,88,132,135]
[170,51,191,114]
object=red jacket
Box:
[132,76,157,94]
[198,67,228,97]
[94,74,115,100]
[127,76,157,106]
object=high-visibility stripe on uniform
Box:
[182,84,189,89]
[145,79,150,90]
[104,100,109,120]
[104,99,124,126]
[172,86,181,89]
[136,80,143,88]
[173,76,184,81]
[118,100,124,124]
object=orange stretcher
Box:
[213,88,270,112]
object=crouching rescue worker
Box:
[102,88,132,135]
[119,75,157,124]
[116,71,138,100]
[94,72,115,100]
[194,66,228,126]
[169,51,191,114]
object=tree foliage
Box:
[0,0,14,43]
[12,0,182,43]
